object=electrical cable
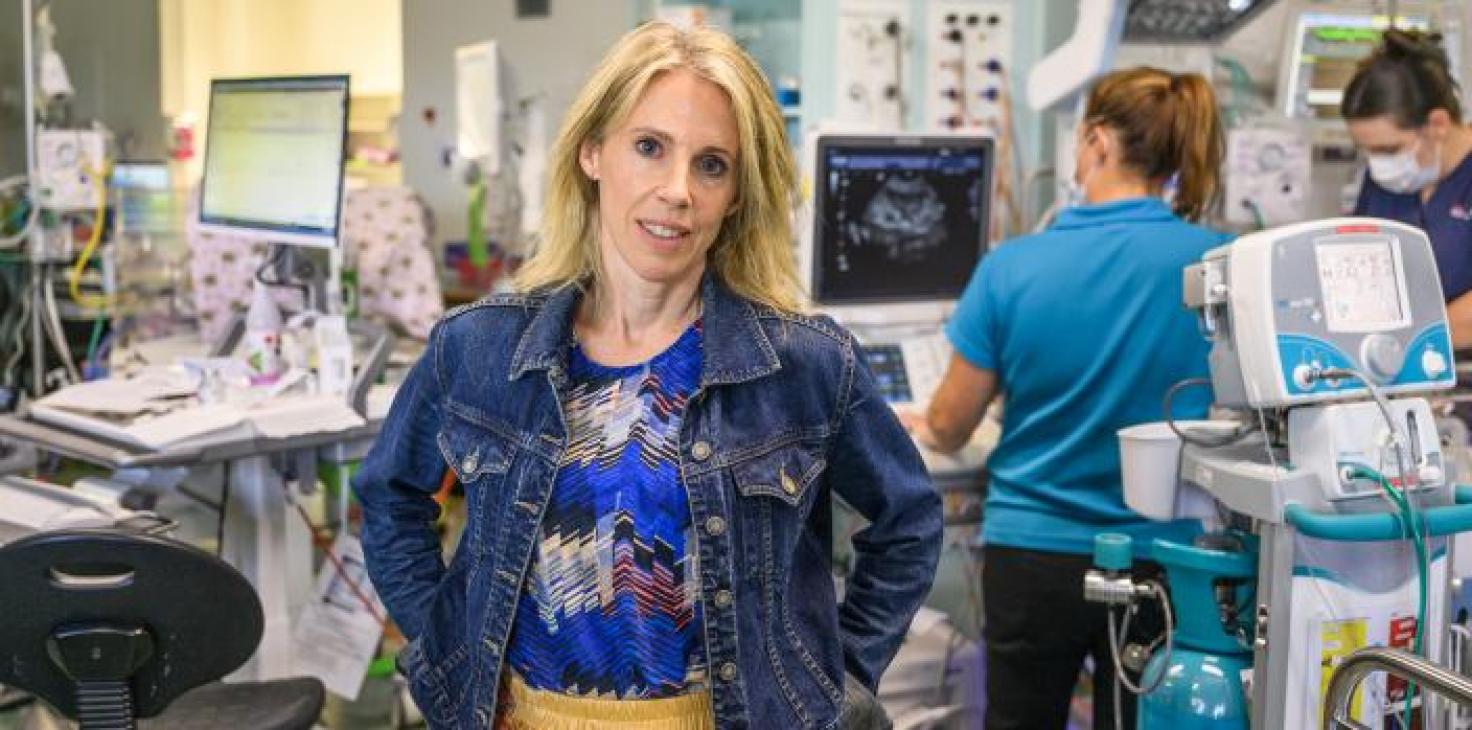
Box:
[84,314,103,375]
[1108,581,1175,730]
[1315,366,1430,727]
[3,267,30,386]
[67,161,111,310]
[1351,464,1430,728]
[0,266,16,386]
[216,465,231,558]
[1163,377,1256,447]
[1242,198,1267,232]
[276,473,391,633]
[254,243,312,304]
[41,264,80,384]
[1108,582,1176,695]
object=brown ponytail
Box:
[1083,67,1224,221]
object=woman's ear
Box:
[1426,108,1455,141]
[579,139,602,181]
[1084,125,1115,167]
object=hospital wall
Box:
[398,0,638,246]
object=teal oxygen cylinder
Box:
[1136,534,1257,730]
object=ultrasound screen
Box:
[813,138,991,304]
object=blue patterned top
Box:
[506,322,707,698]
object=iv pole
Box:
[22,0,45,397]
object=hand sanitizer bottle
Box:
[243,283,283,384]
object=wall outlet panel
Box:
[835,0,911,130]
[925,1,1012,133]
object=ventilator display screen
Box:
[1316,239,1410,332]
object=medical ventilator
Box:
[1088,218,1472,729]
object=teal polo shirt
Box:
[946,197,1231,556]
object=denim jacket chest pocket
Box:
[728,438,827,571]
[436,402,520,556]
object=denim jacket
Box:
[353,276,943,729]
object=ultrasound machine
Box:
[800,133,996,479]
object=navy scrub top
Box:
[1354,151,1472,301]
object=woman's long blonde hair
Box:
[514,22,803,313]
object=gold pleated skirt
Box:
[495,672,715,730]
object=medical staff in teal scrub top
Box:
[900,67,1231,730]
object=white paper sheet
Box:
[290,534,386,701]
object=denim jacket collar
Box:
[509,274,782,387]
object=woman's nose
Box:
[656,163,693,208]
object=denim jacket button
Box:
[713,589,733,609]
[483,637,499,654]
[691,440,713,461]
[704,516,726,536]
[475,708,491,726]
[718,662,738,682]
[461,451,480,474]
[780,471,798,495]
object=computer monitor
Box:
[111,161,173,235]
[801,133,993,327]
[1276,12,1444,144]
[197,75,350,248]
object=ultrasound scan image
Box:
[848,173,948,263]
[818,144,986,303]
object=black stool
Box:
[0,529,324,730]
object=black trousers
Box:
[982,545,1163,730]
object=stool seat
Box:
[139,678,325,730]
[0,529,325,729]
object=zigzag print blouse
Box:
[506,321,707,699]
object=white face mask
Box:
[1062,174,1088,208]
[1367,137,1441,194]
[1064,131,1097,208]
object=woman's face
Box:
[580,68,741,291]
[1348,112,1448,168]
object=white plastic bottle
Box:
[314,314,354,399]
[243,283,283,384]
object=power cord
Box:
[1312,366,1429,727]
[254,243,313,304]
[216,465,231,559]
[1163,377,1256,447]
[276,473,392,634]
[1108,581,1175,730]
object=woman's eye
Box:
[634,137,661,156]
[697,155,729,177]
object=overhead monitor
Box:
[1278,13,1442,128]
[198,75,350,248]
[803,133,992,326]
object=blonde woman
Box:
[355,22,941,730]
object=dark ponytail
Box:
[1341,28,1461,127]
[1083,67,1224,221]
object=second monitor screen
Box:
[814,140,990,304]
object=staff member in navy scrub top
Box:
[1344,29,1472,347]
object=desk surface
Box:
[0,412,383,469]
